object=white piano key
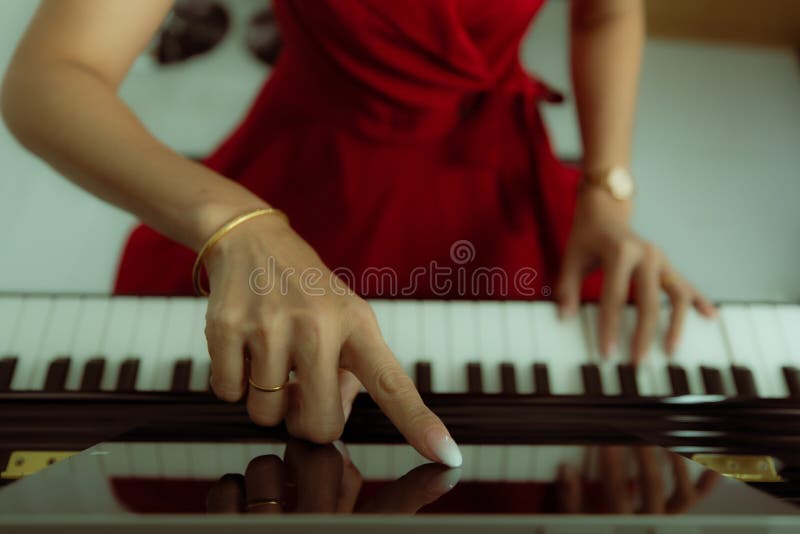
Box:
[748,305,791,398]
[583,304,621,396]
[186,442,224,479]
[391,444,424,478]
[475,445,504,480]
[419,300,451,392]
[458,445,479,480]
[96,297,141,391]
[641,309,674,397]
[447,301,480,393]
[370,300,395,350]
[188,298,210,392]
[363,444,394,479]
[215,443,250,475]
[720,305,775,396]
[9,297,54,391]
[347,444,368,474]
[389,300,421,379]
[97,442,133,477]
[0,295,24,353]
[503,445,534,481]
[776,305,800,366]
[532,302,586,395]
[155,298,197,391]
[670,309,734,396]
[129,442,162,477]
[531,445,579,481]
[621,307,656,396]
[476,301,507,394]
[502,301,536,394]
[130,298,169,391]
[157,443,192,478]
[29,297,82,390]
[65,297,113,391]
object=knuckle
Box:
[345,298,379,331]
[249,319,276,343]
[291,314,325,356]
[673,288,692,306]
[618,239,641,262]
[211,380,244,403]
[374,361,416,397]
[640,243,662,267]
[205,311,244,338]
[607,237,637,260]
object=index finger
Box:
[343,326,462,468]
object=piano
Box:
[1,294,799,399]
[2,294,800,531]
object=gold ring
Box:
[246,498,282,509]
[248,377,287,393]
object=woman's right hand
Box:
[201,212,462,467]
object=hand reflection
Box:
[556,446,720,514]
[206,439,460,514]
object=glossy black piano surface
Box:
[0,436,797,520]
[2,400,800,531]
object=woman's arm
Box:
[2,0,459,467]
[570,0,644,184]
[1,0,266,250]
[558,0,715,361]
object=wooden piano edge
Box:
[2,391,800,446]
[3,392,800,499]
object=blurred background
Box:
[0,0,798,301]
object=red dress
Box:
[115,0,596,300]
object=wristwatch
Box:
[582,166,635,200]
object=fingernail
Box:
[427,467,462,495]
[426,429,463,468]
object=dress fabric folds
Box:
[115,0,599,300]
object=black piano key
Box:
[532,363,550,395]
[415,361,432,393]
[0,357,18,391]
[700,366,724,395]
[44,358,70,392]
[466,363,483,393]
[617,364,639,398]
[171,359,193,392]
[80,358,105,392]
[782,366,800,398]
[500,363,516,394]
[731,365,758,397]
[668,365,691,396]
[580,364,603,396]
[116,358,140,392]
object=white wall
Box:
[1,0,798,300]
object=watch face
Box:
[608,167,634,199]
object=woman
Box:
[1,0,714,468]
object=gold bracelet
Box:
[192,207,289,296]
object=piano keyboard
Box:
[1,295,799,399]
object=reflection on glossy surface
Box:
[0,440,794,517]
[555,446,720,514]
[206,439,460,515]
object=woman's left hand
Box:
[555,186,716,363]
